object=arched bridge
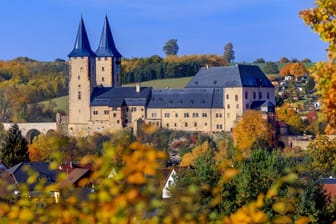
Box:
[2,122,57,143]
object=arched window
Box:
[235,94,238,101]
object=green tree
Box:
[279,57,290,63]
[263,62,279,74]
[163,39,179,56]
[0,124,29,167]
[223,42,235,63]
[254,58,265,63]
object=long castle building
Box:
[67,17,275,136]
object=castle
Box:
[67,17,275,136]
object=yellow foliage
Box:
[232,110,273,154]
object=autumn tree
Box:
[290,62,307,79]
[0,124,29,167]
[280,62,293,77]
[163,39,179,56]
[232,110,273,155]
[223,42,235,64]
[300,0,336,132]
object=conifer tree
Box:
[0,124,29,167]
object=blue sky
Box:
[0,0,328,62]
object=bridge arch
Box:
[26,129,41,143]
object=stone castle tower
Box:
[67,16,122,135]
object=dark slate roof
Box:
[95,16,122,57]
[318,178,336,184]
[68,17,95,57]
[148,88,220,108]
[7,162,59,191]
[186,64,273,88]
[250,100,274,110]
[91,87,152,107]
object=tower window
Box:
[226,94,229,100]
[78,75,80,80]
[78,91,81,100]
[102,67,105,71]
[102,77,105,82]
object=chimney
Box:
[136,82,141,93]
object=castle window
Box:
[227,104,230,109]
[164,113,170,118]
[226,94,229,100]
[194,122,197,127]
[184,113,189,118]
[102,67,105,71]
[205,122,208,126]
[245,91,248,99]
[117,120,120,124]
[192,113,199,117]
[78,75,80,80]
[166,123,169,128]
[235,94,238,101]
[152,113,157,118]
[175,113,178,118]
[80,67,83,72]
[202,113,207,118]
[259,92,262,99]
[102,77,105,82]
[78,84,81,87]
[113,113,116,118]
[174,123,177,127]
[104,110,109,115]
[185,122,188,127]
[236,104,239,109]
[93,110,98,115]
[78,91,81,100]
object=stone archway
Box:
[46,129,56,137]
[26,129,41,143]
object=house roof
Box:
[68,17,95,57]
[95,16,122,57]
[7,162,59,191]
[186,64,274,88]
[91,87,152,107]
[148,88,223,108]
[58,168,90,189]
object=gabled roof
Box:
[186,64,274,88]
[91,87,152,107]
[95,16,122,57]
[58,168,90,189]
[148,88,218,108]
[7,162,59,191]
[68,17,95,57]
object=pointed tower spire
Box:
[95,16,122,57]
[68,17,95,57]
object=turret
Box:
[68,17,96,135]
[95,16,122,87]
